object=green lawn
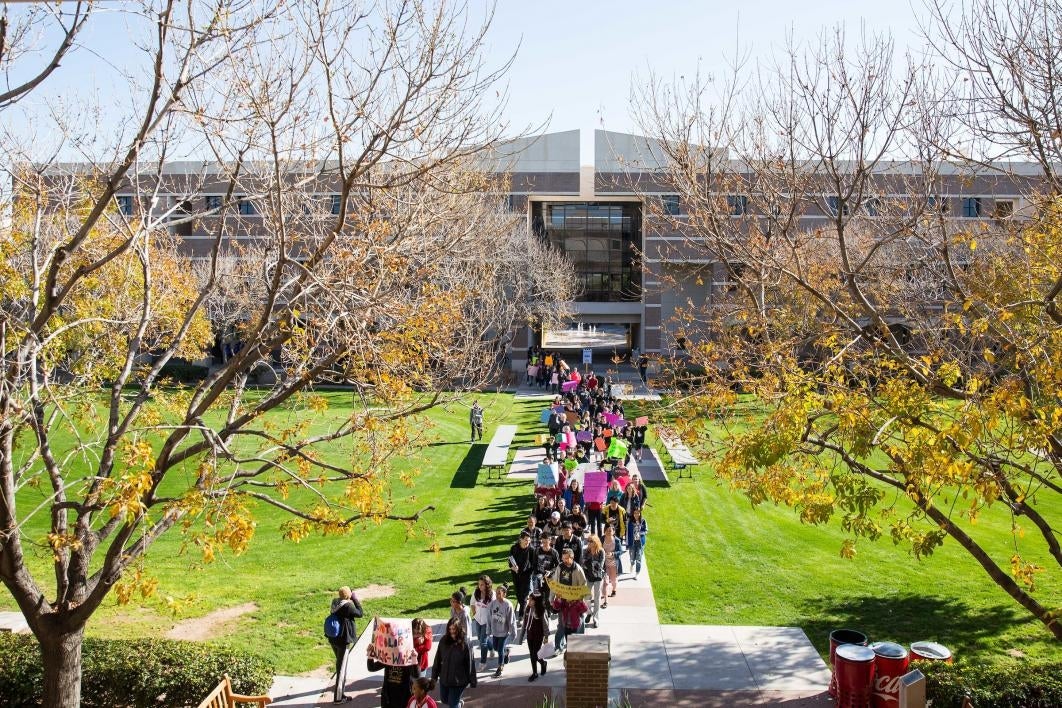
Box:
[2,391,1059,674]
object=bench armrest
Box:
[228,694,272,706]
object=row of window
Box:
[658,194,1016,218]
[115,194,344,217]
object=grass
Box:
[2,391,1059,675]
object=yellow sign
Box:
[546,578,590,601]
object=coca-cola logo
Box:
[872,674,903,702]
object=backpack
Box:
[324,611,343,639]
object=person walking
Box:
[412,618,433,677]
[471,575,493,670]
[327,586,364,704]
[508,531,535,618]
[487,585,517,677]
[407,677,438,708]
[626,506,648,578]
[602,526,621,607]
[637,353,649,384]
[581,535,605,628]
[469,400,484,442]
[521,592,551,682]
[430,618,477,708]
[548,548,590,654]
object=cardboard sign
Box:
[553,405,566,414]
[366,617,418,667]
[537,434,549,445]
[603,412,621,427]
[565,411,579,424]
[537,463,559,486]
[540,409,552,424]
[635,416,649,427]
[613,418,627,431]
[562,380,578,393]
[594,437,607,452]
[582,348,593,364]
[584,470,608,504]
[527,365,540,377]
[575,430,592,443]
[606,438,629,460]
[563,457,578,472]
[566,431,577,448]
[546,577,590,601]
[558,442,569,452]
[555,433,565,443]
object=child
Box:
[406,677,437,708]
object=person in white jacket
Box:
[486,585,517,678]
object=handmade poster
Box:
[606,438,629,460]
[365,617,418,667]
[565,411,579,424]
[583,471,608,504]
[561,380,578,393]
[575,430,593,443]
[602,429,613,439]
[540,409,552,424]
[563,457,578,472]
[552,405,566,415]
[527,365,540,377]
[555,433,566,443]
[613,418,627,431]
[603,412,621,427]
[537,434,549,445]
[546,577,590,601]
[635,416,649,427]
[566,431,577,448]
[558,442,569,452]
[537,463,559,486]
[594,437,607,452]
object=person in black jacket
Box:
[508,531,535,618]
[328,586,364,704]
[366,657,416,708]
[429,617,477,708]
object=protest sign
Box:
[563,457,578,472]
[603,412,621,427]
[566,431,577,448]
[540,409,552,424]
[575,430,592,443]
[635,416,649,427]
[606,438,629,460]
[537,463,559,486]
[565,411,579,424]
[546,578,590,601]
[584,470,607,504]
[365,617,418,666]
[552,405,566,414]
[594,437,607,452]
[561,380,578,393]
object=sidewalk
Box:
[268,555,831,707]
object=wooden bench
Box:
[196,674,271,708]
[482,424,518,479]
[656,427,700,479]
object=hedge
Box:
[921,659,1062,708]
[0,633,274,707]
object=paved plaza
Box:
[268,555,831,707]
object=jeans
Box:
[491,636,508,669]
[588,578,602,622]
[555,615,583,652]
[439,683,467,708]
[474,620,491,662]
[629,540,643,574]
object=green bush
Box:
[0,633,274,707]
[921,659,1062,708]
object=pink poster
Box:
[583,471,608,504]
[603,412,620,427]
[635,416,649,427]
[562,380,579,393]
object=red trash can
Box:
[836,644,876,708]
[910,641,952,663]
[829,629,869,697]
[870,641,909,708]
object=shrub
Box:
[0,633,274,707]
[921,659,1062,708]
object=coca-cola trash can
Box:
[835,643,876,708]
[829,629,869,697]
[869,641,909,708]
[910,641,952,663]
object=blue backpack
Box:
[324,611,342,639]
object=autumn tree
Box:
[631,6,1060,639]
[0,1,572,705]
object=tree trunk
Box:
[39,625,85,708]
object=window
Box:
[961,197,982,218]
[116,195,134,216]
[825,196,849,216]
[330,194,342,215]
[927,195,948,214]
[727,195,748,216]
[862,197,881,216]
[661,194,680,216]
[205,195,223,211]
[237,197,257,216]
[994,199,1014,218]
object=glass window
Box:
[825,196,848,216]
[863,197,881,216]
[661,194,680,216]
[330,194,342,215]
[961,197,982,218]
[237,197,257,216]
[116,195,134,216]
[727,195,748,216]
[927,195,948,214]
[205,195,223,211]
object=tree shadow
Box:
[798,593,1028,657]
[450,445,486,488]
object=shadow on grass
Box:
[798,593,1028,657]
[450,445,486,488]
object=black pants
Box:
[329,640,350,701]
[471,422,483,440]
[513,572,532,615]
[528,636,547,675]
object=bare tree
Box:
[0,1,572,704]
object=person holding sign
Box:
[366,618,420,707]
[429,618,477,708]
[327,586,364,704]
[547,548,590,654]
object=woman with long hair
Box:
[471,575,493,669]
[582,535,605,627]
[602,525,620,607]
[429,618,477,708]
[521,592,550,682]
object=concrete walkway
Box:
[268,553,830,707]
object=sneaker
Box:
[528,674,538,682]
[493,668,503,678]
[478,662,487,671]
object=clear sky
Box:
[480,0,925,164]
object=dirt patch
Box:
[353,584,395,601]
[166,602,258,641]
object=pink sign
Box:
[635,416,649,427]
[562,380,579,393]
[566,431,577,448]
[583,471,608,504]
[603,412,621,427]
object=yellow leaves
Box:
[840,539,857,560]
[46,532,84,561]
[114,568,159,605]
[1011,555,1043,591]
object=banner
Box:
[540,409,552,424]
[606,438,629,460]
[365,617,418,667]
[635,416,649,427]
[603,412,621,427]
[561,380,578,393]
[566,431,577,448]
[537,463,559,486]
[575,430,592,443]
[584,470,607,504]
[546,578,590,601]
